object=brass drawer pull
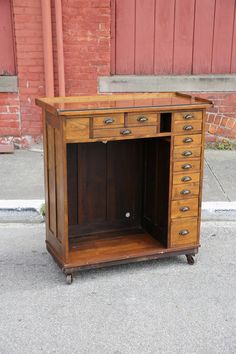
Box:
[137,116,148,122]
[182,150,192,157]
[104,118,114,124]
[179,229,189,236]
[182,163,192,170]
[184,114,194,120]
[120,129,132,135]
[181,176,192,182]
[183,137,193,143]
[183,125,193,131]
[180,189,191,195]
[180,206,190,212]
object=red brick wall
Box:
[0,1,235,147]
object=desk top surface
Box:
[36,92,212,116]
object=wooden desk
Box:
[36,93,212,284]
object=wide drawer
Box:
[170,218,198,247]
[172,182,200,200]
[173,171,200,185]
[174,134,202,147]
[173,120,202,133]
[173,111,202,122]
[173,159,201,173]
[173,146,201,160]
[127,112,159,126]
[93,126,157,139]
[171,198,199,219]
[93,113,124,128]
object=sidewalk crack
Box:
[204,157,230,201]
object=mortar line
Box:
[204,157,230,201]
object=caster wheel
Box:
[186,255,195,265]
[66,274,73,284]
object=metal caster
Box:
[186,255,195,265]
[66,273,73,284]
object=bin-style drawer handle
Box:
[180,206,190,212]
[120,129,132,135]
[181,176,192,182]
[180,189,191,195]
[104,118,114,124]
[184,114,194,120]
[183,137,193,143]
[182,163,192,170]
[179,229,189,236]
[183,125,193,131]
[137,116,148,122]
[182,150,192,157]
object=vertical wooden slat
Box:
[173,0,195,74]
[212,0,235,73]
[47,125,57,235]
[67,144,78,226]
[230,3,236,73]
[154,0,175,74]
[135,0,155,74]
[193,0,215,74]
[115,0,135,74]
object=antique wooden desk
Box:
[36,93,212,284]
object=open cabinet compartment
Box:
[67,137,171,267]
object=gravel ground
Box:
[0,222,235,354]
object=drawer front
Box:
[170,218,198,247]
[174,111,202,122]
[127,112,158,126]
[173,120,202,133]
[172,183,200,200]
[173,159,201,173]
[174,134,202,147]
[93,126,157,139]
[173,146,201,160]
[93,114,124,128]
[171,198,199,219]
[173,172,200,185]
[65,118,90,141]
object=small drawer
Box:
[172,172,200,185]
[174,134,202,147]
[171,198,199,219]
[173,146,201,160]
[93,114,124,128]
[170,218,198,247]
[174,111,202,122]
[173,120,202,133]
[93,126,157,139]
[172,183,200,200]
[127,112,158,126]
[173,159,201,173]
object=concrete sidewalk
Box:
[0,149,235,221]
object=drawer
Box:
[65,118,90,141]
[172,183,200,200]
[173,120,202,133]
[93,114,124,128]
[170,218,198,247]
[171,198,199,219]
[173,159,201,173]
[174,111,202,122]
[127,112,158,126]
[173,171,200,185]
[173,146,201,160]
[174,134,202,147]
[93,126,157,139]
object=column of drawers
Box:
[170,111,203,248]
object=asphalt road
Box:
[0,222,235,354]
